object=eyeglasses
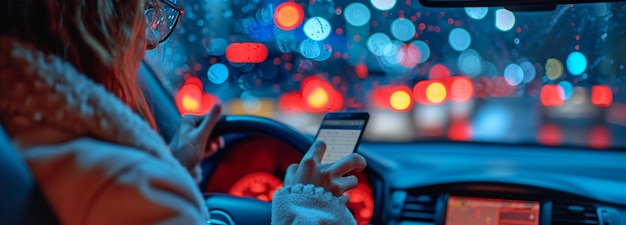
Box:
[145,0,184,43]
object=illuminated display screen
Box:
[446,196,540,225]
[316,119,366,164]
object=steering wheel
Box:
[202,115,313,225]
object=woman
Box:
[0,0,366,224]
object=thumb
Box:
[181,114,205,128]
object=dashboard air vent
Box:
[551,200,598,225]
[401,193,437,223]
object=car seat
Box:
[0,124,58,225]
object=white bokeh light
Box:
[371,0,396,11]
[303,17,332,41]
[495,9,515,31]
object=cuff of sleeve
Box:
[277,184,349,205]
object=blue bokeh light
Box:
[566,51,588,76]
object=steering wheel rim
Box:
[202,115,313,225]
[210,115,314,152]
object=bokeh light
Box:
[207,63,229,84]
[301,77,343,111]
[591,85,613,107]
[545,58,564,80]
[465,7,488,20]
[344,3,371,26]
[448,28,472,51]
[426,82,447,104]
[538,123,562,146]
[371,0,396,11]
[457,49,482,77]
[299,39,322,59]
[504,64,524,86]
[413,81,431,105]
[429,64,451,80]
[225,42,268,63]
[520,60,536,83]
[566,51,588,76]
[304,17,332,41]
[411,40,431,64]
[397,44,420,68]
[274,2,304,30]
[495,9,515,31]
[367,33,392,56]
[389,89,413,111]
[448,76,474,103]
[557,81,573,100]
[391,18,416,41]
[540,84,564,107]
[307,87,329,108]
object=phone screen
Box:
[315,112,369,164]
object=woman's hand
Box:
[283,141,367,196]
[170,105,223,172]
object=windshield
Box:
[145,0,626,149]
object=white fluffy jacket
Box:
[0,37,356,225]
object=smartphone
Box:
[314,112,370,164]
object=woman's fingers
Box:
[328,153,367,177]
[335,175,359,195]
[284,163,299,185]
[197,104,222,138]
[299,141,326,171]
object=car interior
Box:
[2,0,626,224]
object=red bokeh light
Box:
[448,120,472,141]
[355,64,368,78]
[428,64,451,80]
[225,42,268,63]
[413,80,432,105]
[538,123,562,146]
[540,84,564,107]
[447,76,474,103]
[591,85,613,107]
[589,126,611,149]
[278,91,305,112]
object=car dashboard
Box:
[361,142,626,225]
[204,136,626,225]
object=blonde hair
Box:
[3,0,160,129]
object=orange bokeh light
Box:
[301,77,343,112]
[371,85,413,111]
[176,77,220,116]
[274,2,304,30]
